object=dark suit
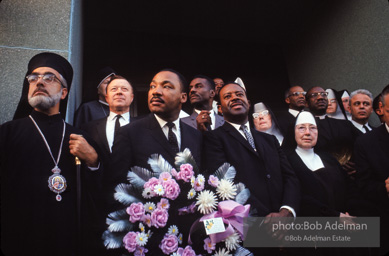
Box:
[203,122,300,216]
[74,100,110,128]
[275,110,296,136]
[353,124,389,254]
[354,124,389,210]
[181,110,224,130]
[111,113,202,187]
[81,117,110,166]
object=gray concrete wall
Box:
[0,0,81,125]
[285,0,389,126]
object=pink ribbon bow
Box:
[200,200,250,244]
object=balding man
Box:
[349,89,374,134]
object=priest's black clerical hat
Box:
[13,52,74,120]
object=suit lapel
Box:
[378,125,389,155]
[222,123,258,155]
[215,114,224,129]
[97,118,110,154]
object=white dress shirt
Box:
[288,108,300,117]
[154,114,182,150]
[350,119,372,133]
[106,111,130,151]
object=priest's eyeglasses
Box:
[26,73,63,87]
[308,92,328,98]
[252,110,269,119]
[289,92,306,97]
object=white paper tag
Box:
[203,217,226,235]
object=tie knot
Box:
[240,125,248,131]
[167,122,175,129]
[116,114,122,120]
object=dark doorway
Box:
[82,0,325,115]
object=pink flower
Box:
[159,234,179,255]
[182,245,196,256]
[208,175,219,187]
[141,213,152,227]
[127,202,145,223]
[144,177,160,193]
[203,237,216,253]
[162,179,181,200]
[194,179,204,192]
[134,246,148,256]
[171,168,178,178]
[157,198,170,210]
[176,247,184,255]
[178,164,194,182]
[178,202,197,215]
[151,207,168,228]
[159,172,172,182]
[123,231,137,252]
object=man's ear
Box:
[61,88,68,100]
[285,97,290,104]
[210,89,216,99]
[181,92,187,103]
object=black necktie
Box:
[362,125,370,133]
[114,114,122,139]
[166,122,179,154]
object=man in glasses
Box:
[305,86,360,175]
[0,52,102,255]
[276,86,306,136]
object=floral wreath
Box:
[103,148,254,256]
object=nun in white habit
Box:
[252,102,284,145]
[286,111,361,217]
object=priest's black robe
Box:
[73,100,109,129]
[0,111,102,256]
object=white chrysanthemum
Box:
[224,231,241,251]
[190,176,195,187]
[154,184,165,196]
[136,232,148,246]
[168,225,179,236]
[187,188,196,199]
[178,233,183,244]
[142,187,153,199]
[171,253,181,256]
[197,174,205,184]
[195,190,218,214]
[216,179,237,200]
[139,223,145,233]
[144,202,156,213]
[213,248,232,256]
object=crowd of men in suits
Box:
[2,52,388,255]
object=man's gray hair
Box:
[349,89,373,105]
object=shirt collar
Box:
[108,111,130,122]
[385,123,389,133]
[288,109,300,117]
[226,120,251,133]
[154,114,180,130]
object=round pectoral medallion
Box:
[48,174,67,199]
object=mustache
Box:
[150,96,165,103]
[33,88,48,95]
